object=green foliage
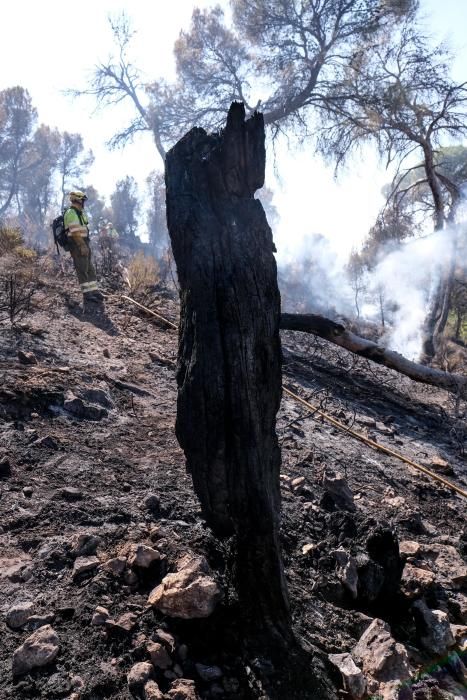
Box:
[386,146,467,225]
[57,131,94,209]
[361,206,415,266]
[0,87,38,217]
[81,1,417,161]
[0,87,95,248]
[83,185,113,235]
[110,176,140,243]
[447,310,467,342]
[146,171,168,258]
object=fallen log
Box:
[280,313,467,397]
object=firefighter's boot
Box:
[83,290,105,313]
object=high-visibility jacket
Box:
[64,207,89,239]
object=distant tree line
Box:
[0,86,168,258]
[2,0,466,353]
[76,0,466,358]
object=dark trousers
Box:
[69,236,98,294]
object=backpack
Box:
[51,212,70,253]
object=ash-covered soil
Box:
[1,277,466,700]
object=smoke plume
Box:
[275,222,466,361]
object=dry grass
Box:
[0,225,40,324]
[127,251,160,301]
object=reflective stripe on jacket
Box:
[64,207,89,238]
[80,280,99,292]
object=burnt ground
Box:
[0,274,466,700]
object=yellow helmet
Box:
[69,190,88,203]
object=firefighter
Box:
[98,220,119,255]
[64,191,103,305]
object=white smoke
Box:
[276,232,355,318]
[276,222,466,361]
[369,230,458,359]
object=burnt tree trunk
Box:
[421,165,460,362]
[165,103,292,650]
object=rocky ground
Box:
[0,272,466,700]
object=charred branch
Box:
[280,313,467,397]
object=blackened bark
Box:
[421,158,460,362]
[165,102,292,649]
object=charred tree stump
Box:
[165,103,292,650]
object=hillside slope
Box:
[0,279,466,700]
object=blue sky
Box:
[0,0,465,256]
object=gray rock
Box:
[401,563,435,600]
[37,538,67,563]
[144,494,160,515]
[72,533,100,557]
[195,663,223,682]
[399,541,421,557]
[26,613,55,630]
[412,600,455,656]
[357,416,376,428]
[375,422,394,436]
[91,606,109,626]
[290,476,306,494]
[429,455,454,476]
[352,618,410,687]
[420,543,467,589]
[63,392,108,421]
[18,350,37,365]
[154,628,176,652]
[32,435,58,450]
[322,470,355,511]
[127,662,154,695]
[333,549,359,599]
[328,653,366,699]
[6,601,34,629]
[12,625,59,676]
[106,612,138,634]
[0,456,11,477]
[166,678,200,699]
[22,486,33,498]
[450,593,467,625]
[101,556,126,576]
[148,554,221,619]
[0,555,33,582]
[59,487,83,502]
[144,680,164,699]
[147,641,172,669]
[81,387,114,408]
[73,556,100,578]
[128,544,160,569]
